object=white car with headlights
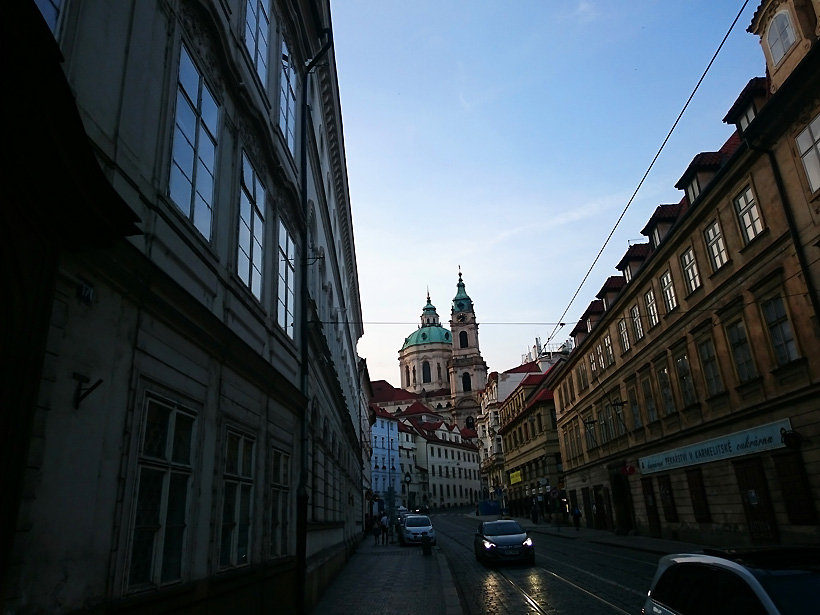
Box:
[474,520,535,565]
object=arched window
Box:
[462,372,472,392]
[405,365,410,387]
[768,11,796,65]
[437,363,442,380]
[412,366,416,385]
[459,331,468,348]
[422,361,431,383]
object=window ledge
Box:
[738,227,771,253]
[707,259,733,279]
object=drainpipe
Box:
[296,26,332,615]
[745,140,820,330]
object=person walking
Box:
[372,515,381,545]
[571,505,582,531]
[380,512,390,545]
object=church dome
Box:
[401,326,452,350]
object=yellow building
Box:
[553,0,820,546]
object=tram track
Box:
[434,522,640,614]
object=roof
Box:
[616,242,652,271]
[452,271,474,313]
[723,76,767,124]
[394,401,441,418]
[641,203,683,236]
[503,361,541,374]
[370,380,420,403]
[400,325,452,350]
[371,404,398,420]
[674,132,743,189]
[596,275,626,299]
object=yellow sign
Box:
[509,470,522,485]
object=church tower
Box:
[398,292,452,394]
[448,271,487,428]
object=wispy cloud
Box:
[570,1,599,24]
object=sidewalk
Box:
[479,512,705,555]
[310,534,461,615]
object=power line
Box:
[543,0,752,348]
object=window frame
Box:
[760,294,799,366]
[243,0,271,85]
[796,113,820,194]
[644,289,659,328]
[219,431,255,569]
[734,186,764,244]
[697,336,724,397]
[237,151,265,300]
[680,247,701,294]
[660,271,678,313]
[767,10,796,66]
[704,220,728,272]
[277,220,296,338]
[270,447,291,558]
[279,39,297,155]
[618,319,630,354]
[726,318,757,383]
[127,396,196,590]
[169,45,219,241]
[630,305,644,341]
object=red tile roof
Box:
[370,380,419,403]
[503,361,542,374]
[641,203,683,235]
[723,77,767,124]
[596,275,626,299]
[616,242,652,270]
[675,132,742,189]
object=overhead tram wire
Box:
[543,0,752,348]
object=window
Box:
[277,221,295,338]
[169,46,218,240]
[583,418,597,450]
[738,104,756,132]
[603,335,615,366]
[598,407,609,443]
[588,352,597,378]
[279,40,297,154]
[734,187,763,243]
[642,378,658,423]
[596,344,605,371]
[680,248,701,294]
[697,337,724,397]
[796,114,820,192]
[656,365,676,415]
[660,271,678,313]
[128,397,195,588]
[577,363,588,390]
[630,305,644,341]
[237,153,265,299]
[244,0,271,83]
[761,295,798,366]
[644,289,659,328]
[422,361,431,383]
[674,353,697,407]
[624,267,632,284]
[686,469,711,523]
[618,319,630,354]
[726,319,757,383]
[704,220,728,271]
[35,0,63,33]
[628,387,642,429]
[767,11,796,65]
[613,400,626,436]
[462,372,472,392]
[686,177,701,204]
[220,432,254,568]
[657,475,678,522]
[270,448,290,557]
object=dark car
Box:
[473,519,534,565]
[412,505,429,514]
[642,547,820,615]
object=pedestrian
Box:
[531,501,539,524]
[571,506,582,531]
[372,515,381,545]
[380,512,389,545]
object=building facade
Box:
[3,1,365,612]
[554,0,820,546]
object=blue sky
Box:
[331,1,765,384]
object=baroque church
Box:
[390,271,488,428]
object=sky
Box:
[330,1,766,385]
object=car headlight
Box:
[482,539,495,549]
[523,537,533,547]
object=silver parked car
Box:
[400,514,436,546]
[642,548,820,615]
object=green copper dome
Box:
[401,326,452,350]
[401,291,452,350]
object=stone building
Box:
[2,1,365,612]
[553,0,820,546]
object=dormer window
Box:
[624,267,632,284]
[651,227,662,249]
[686,177,701,204]
[738,105,756,132]
[767,11,796,66]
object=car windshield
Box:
[755,569,820,615]
[405,516,431,528]
[483,521,523,535]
